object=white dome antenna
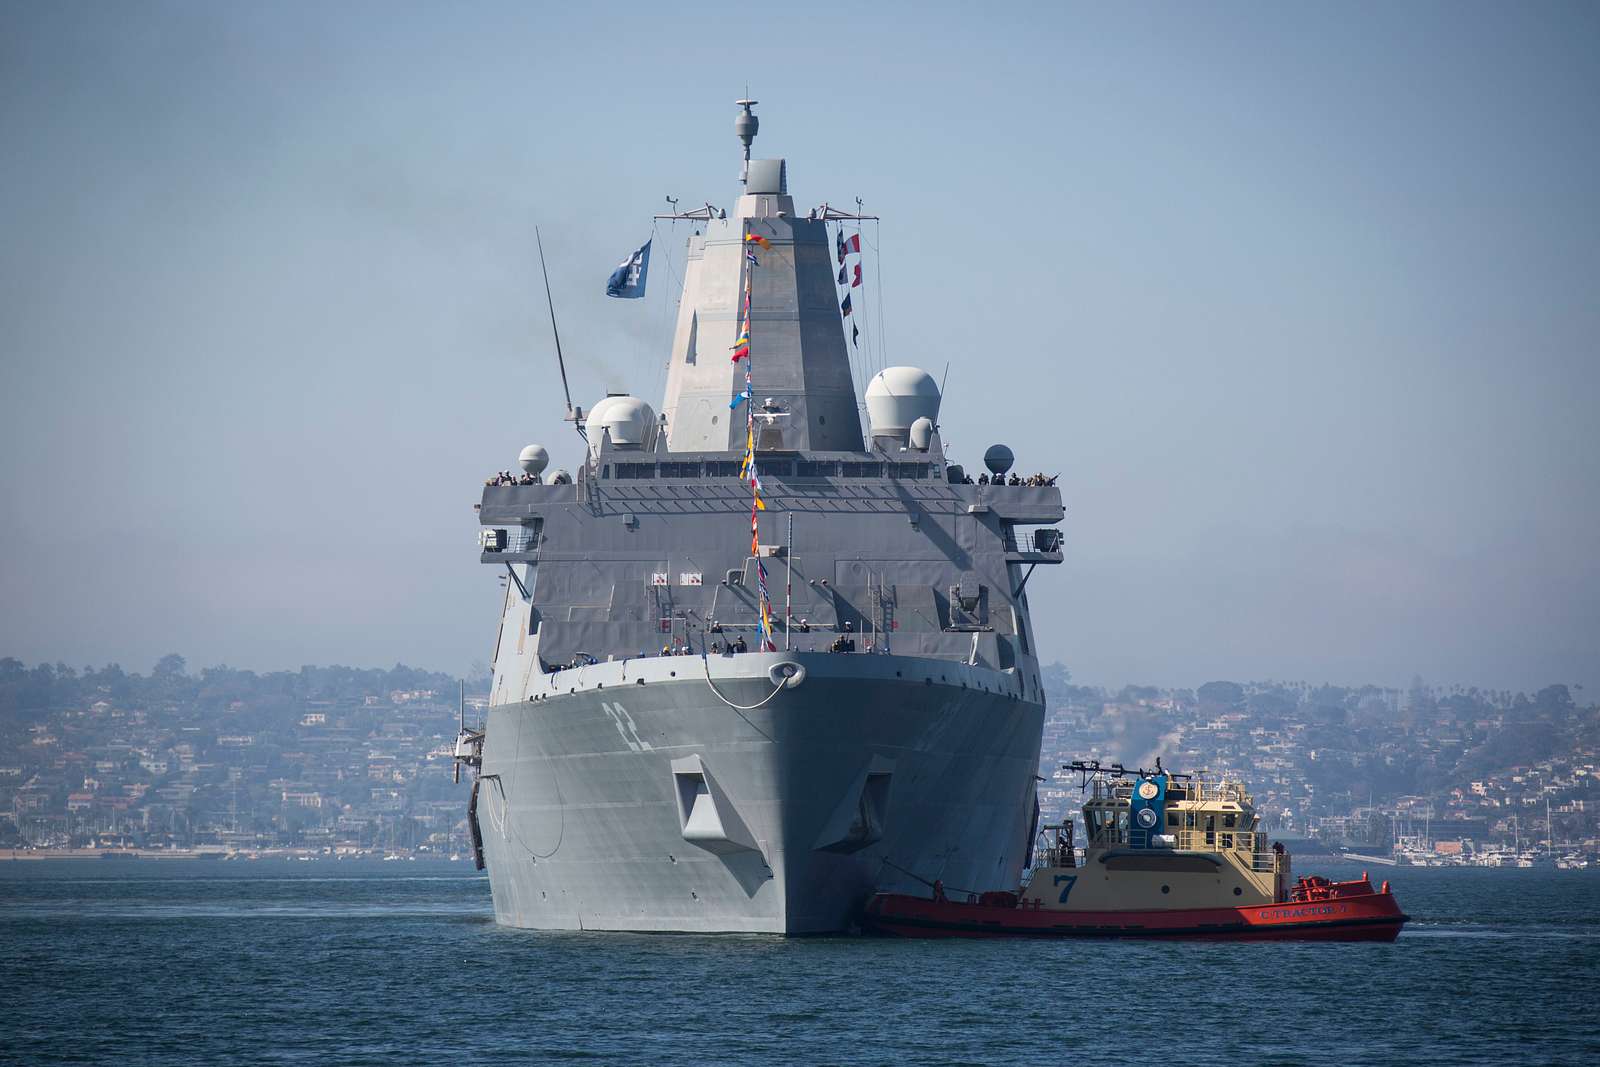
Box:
[585,395,656,454]
[518,444,550,479]
[909,417,934,452]
[865,367,941,446]
[984,444,1014,477]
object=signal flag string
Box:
[734,226,777,652]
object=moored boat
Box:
[862,760,1408,941]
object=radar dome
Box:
[908,416,934,451]
[983,444,1014,476]
[549,468,572,485]
[585,395,655,451]
[518,444,550,477]
[583,395,626,435]
[865,367,940,442]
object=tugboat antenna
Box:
[535,226,586,442]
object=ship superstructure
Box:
[460,103,1064,933]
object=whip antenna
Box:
[535,226,586,441]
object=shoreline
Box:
[2,848,471,863]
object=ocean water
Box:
[3,859,1597,1066]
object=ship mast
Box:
[656,101,865,453]
[735,98,758,185]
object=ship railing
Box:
[1168,829,1284,871]
[1249,852,1285,873]
[1085,828,1285,872]
[502,528,540,555]
[1035,845,1074,868]
[1089,779,1133,801]
[1035,825,1076,868]
[1176,778,1250,805]
[1172,827,1251,852]
[1086,776,1251,806]
[1089,827,1234,850]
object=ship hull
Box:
[477,651,1044,934]
[860,889,1408,941]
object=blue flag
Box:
[605,240,651,298]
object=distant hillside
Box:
[0,656,481,720]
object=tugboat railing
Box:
[1081,828,1285,873]
[1086,776,1252,805]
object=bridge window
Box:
[614,462,656,479]
[796,460,839,478]
[842,462,883,478]
[659,462,701,479]
[706,461,741,478]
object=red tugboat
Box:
[863,761,1407,941]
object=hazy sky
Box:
[2,1,1596,691]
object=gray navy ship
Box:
[457,102,1064,933]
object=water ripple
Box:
[2,860,1597,1066]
